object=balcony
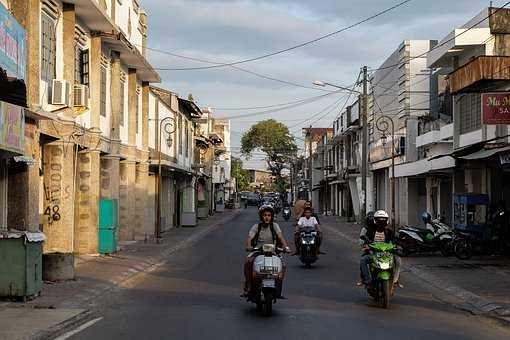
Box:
[450,56,510,94]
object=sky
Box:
[141,0,500,170]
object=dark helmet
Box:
[421,212,432,224]
[373,210,389,231]
[259,205,275,222]
[366,211,375,227]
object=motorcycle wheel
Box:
[262,291,273,317]
[439,240,454,257]
[380,280,390,309]
[454,239,473,260]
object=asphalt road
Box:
[72,208,509,340]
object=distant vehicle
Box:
[247,193,261,206]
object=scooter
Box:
[246,244,287,316]
[396,219,454,257]
[366,242,397,309]
[299,226,318,268]
[282,207,291,221]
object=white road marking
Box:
[53,317,103,340]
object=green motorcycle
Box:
[367,242,396,309]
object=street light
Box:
[375,115,396,233]
[156,116,176,242]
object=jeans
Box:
[360,253,401,284]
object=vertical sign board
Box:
[482,93,510,124]
[0,2,26,80]
[0,101,24,154]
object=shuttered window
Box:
[459,93,481,134]
[100,66,107,117]
[41,12,56,82]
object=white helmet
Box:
[373,210,389,230]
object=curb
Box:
[322,222,510,325]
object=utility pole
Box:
[308,125,313,201]
[361,66,368,221]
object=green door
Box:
[98,199,118,254]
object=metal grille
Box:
[100,66,107,117]
[459,93,481,134]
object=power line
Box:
[216,90,347,119]
[151,0,413,71]
[369,2,510,74]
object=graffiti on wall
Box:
[43,146,67,225]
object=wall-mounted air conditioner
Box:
[74,84,89,107]
[51,79,70,106]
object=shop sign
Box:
[0,101,24,154]
[482,93,510,124]
[0,3,26,80]
[500,152,510,165]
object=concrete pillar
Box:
[128,69,137,145]
[62,3,75,114]
[142,82,150,151]
[74,150,101,254]
[135,162,150,239]
[119,160,136,241]
[41,142,76,280]
[110,51,122,141]
[89,36,102,129]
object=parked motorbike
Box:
[282,207,291,221]
[298,226,318,268]
[396,217,454,257]
[453,208,510,260]
[246,244,287,316]
[366,242,397,309]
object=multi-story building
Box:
[417,7,510,223]
[1,0,207,282]
[370,40,436,227]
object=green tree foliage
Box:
[231,157,250,191]
[241,119,297,193]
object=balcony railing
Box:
[450,56,510,94]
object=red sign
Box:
[482,92,510,124]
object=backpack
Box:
[251,223,281,248]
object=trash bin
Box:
[0,230,45,300]
[99,199,118,254]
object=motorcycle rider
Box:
[243,205,290,296]
[358,210,401,287]
[294,207,322,255]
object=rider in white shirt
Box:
[294,207,322,255]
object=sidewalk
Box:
[0,210,240,340]
[321,215,510,324]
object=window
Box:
[75,48,89,85]
[100,66,107,117]
[178,115,183,155]
[185,120,189,157]
[459,93,481,134]
[136,87,140,133]
[120,80,125,126]
[0,159,7,230]
[41,12,56,82]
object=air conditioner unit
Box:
[51,79,70,106]
[74,84,89,107]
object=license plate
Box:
[262,279,276,288]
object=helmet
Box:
[366,211,375,227]
[373,210,389,231]
[421,212,432,224]
[259,205,275,222]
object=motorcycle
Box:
[453,209,510,260]
[282,207,291,221]
[299,226,318,269]
[366,242,397,309]
[396,219,454,257]
[246,244,287,316]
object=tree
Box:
[231,157,250,191]
[187,93,195,102]
[241,119,297,193]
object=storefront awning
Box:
[393,156,456,178]
[458,145,510,160]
